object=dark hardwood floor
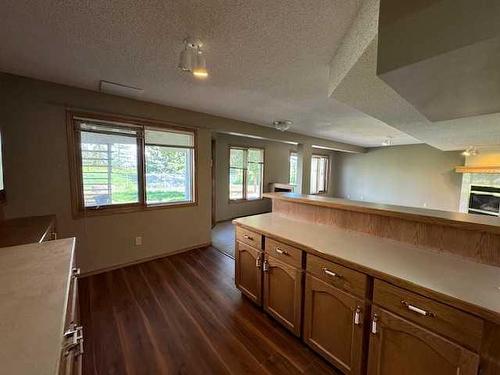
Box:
[79,246,340,375]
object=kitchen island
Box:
[233,193,500,375]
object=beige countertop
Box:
[263,192,500,235]
[0,237,75,375]
[234,213,500,322]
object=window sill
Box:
[74,201,197,218]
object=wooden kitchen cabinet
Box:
[263,254,303,336]
[235,241,263,305]
[59,266,83,375]
[304,274,365,375]
[367,306,479,375]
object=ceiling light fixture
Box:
[193,47,208,79]
[178,39,208,79]
[462,146,479,157]
[382,136,393,146]
[273,120,293,132]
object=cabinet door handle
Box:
[401,300,435,317]
[72,267,81,278]
[322,267,341,278]
[255,255,261,268]
[243,234,254,241]
[263,259,269,272]
[371,314,378,334]
[274,247,288,255]
[354,306,361,325]
[64,325,83,338]
[64,326,84,356]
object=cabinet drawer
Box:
[236,226,262,250]
[265,238,303,268]
[306,254,367,298]
[373,280,484,351]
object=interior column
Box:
[297,143,312,195]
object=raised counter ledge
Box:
[0,215,56,248]
[233,213,500,323]
[263,192,500,235]
[0,237,75,375]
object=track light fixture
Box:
[178,39,208,79]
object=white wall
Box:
[333,144,464,211]
[0,73,343,273]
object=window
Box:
[310,155,329,194]
[145,129,194,204]
[229,147,264,201]
[68,112,196,215]
[289,151,298,186]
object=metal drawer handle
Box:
[401,300,435,317]
[275,247,288,256]
[322,267,341,278]
[354,306,361,325]
[256,255,261,269]
[371,314,378,334]
[243,234,254,241]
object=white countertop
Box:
[234,213,500,321]
[0,238,75,375]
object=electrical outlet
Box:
[135,236,142,246]
[423,202,428,208]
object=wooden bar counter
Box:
[0,215,56,248]
[233,193,500,375]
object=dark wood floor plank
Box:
[152,258,270,375]
[80,247,338,375]
[179,249,334,374]
[80,273,129,375]
[137,262,232,374]
[105,270,161,375]
[163,255,292,374]
[189,249,334,371]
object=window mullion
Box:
[138,128,146,206]
[243,149,248,200]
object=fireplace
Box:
[468,185,500,216]
[269,183,294,193]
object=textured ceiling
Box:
[332,37,500,151]
[0,0,418,148]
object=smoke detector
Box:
[273,120,293,132]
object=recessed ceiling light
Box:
[273,120,293,132]
[382,136,393,146]
[462,146,479,156]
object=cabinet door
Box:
[368,306,479,375]
[235,241,263,305]
[303,274,365,375]
[263,255,303,336]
